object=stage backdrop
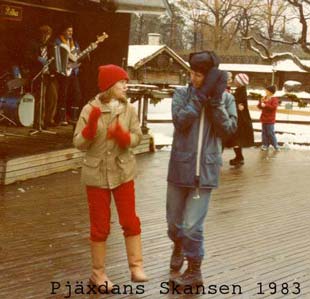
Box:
[1,0,131,103]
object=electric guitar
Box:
[60,32,108,76]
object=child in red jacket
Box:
[257,85,279,151]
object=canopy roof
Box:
[89,0,171,16]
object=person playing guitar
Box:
[55,24,82,125]
[55,24,108,125]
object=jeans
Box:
[166,183,212,260]
[262,123,278,149]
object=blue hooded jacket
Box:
[167,76,237,188]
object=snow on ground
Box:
[132,98,310,150]
[248,89,310,101]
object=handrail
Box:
[147,119,310,125]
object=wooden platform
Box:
[0,125,153,185]
[0,149,309,298]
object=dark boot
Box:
[59,108,68,126]
[173,258,203,287]
[70,106,80,123]
[229,147,244,166]
[170,243,184,271]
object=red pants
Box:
[86,180,141,242]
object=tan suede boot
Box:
[125,235,149,282]
[89,241,114,292]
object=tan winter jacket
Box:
[73,96,142,189]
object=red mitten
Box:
[82,107,101,140]
[107,121,131,148]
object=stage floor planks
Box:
[0,125,153,185]
[0,149,309,298]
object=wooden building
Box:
[275,60,310,92]
[127,33,190,87]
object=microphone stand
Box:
[30,57,56,136]
[0,72,18,126]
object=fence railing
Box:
[147,119,310,125]
[147,118,310,147]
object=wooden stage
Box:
[0,125,152,185]
[0,149,309,298]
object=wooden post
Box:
[141,94,149,134]
[137,97,142,123]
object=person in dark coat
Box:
[24,25,58,128]
[228,73,254,165]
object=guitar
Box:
[59,32,108,76]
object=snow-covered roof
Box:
[128,45,164,67]
[274,59,310,73]
[128,47,310,74]
[127,45,189,70]
[219,64,272,73]
[284,80,302,86]
[219,60,310,73]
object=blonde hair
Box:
[99,88,113,102]
[39,25,52,35]
[99,85,127,103]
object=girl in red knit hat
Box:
[73,64,148,292]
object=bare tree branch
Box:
[286,0,310,54]
[259,33,306,45]
[243,36,272,59]
[243,36,310,72]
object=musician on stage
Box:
[55,24,82,125]
[24,25,58,128]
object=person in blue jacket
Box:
[166,51,237,288]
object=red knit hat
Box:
[98,64,129,92]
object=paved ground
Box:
[0,148,310,299]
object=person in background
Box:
[257,85,279,151]
[166,51,237,288]
[226,71,233,93]
[228,73,254,166]
[73,65,148,291]
[24,25,58,128]
[55,24,82,125]
[222,72,238,150]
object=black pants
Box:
[33,74,58,127]
[56,74,81,120]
